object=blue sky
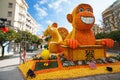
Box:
[25,0,116,35]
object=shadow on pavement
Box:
[0,66,25,80]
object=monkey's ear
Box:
[67,14,73,23]
[52,22,57,28]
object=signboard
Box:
[63,45,105,61]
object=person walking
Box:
[20,49,26,64]
[29,45,34,53]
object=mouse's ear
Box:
[52,22,58,28]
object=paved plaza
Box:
[0,49,41,80]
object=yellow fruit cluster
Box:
[40,49,50,60]
[19,60,120,80]
[106,53,117,57]
[25,64,120,80]
[18,61,34,77]
[44,62,49,66]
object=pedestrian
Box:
[40,45,42,49]
[22,49,26,63]
[29,45,34,53]
[20,49,26,64]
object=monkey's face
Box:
[72,4,95,30]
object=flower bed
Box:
[34,61,58,71]
[19,53,120,80]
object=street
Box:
[0,65,24,80]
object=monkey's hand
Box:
[66,39,79,49]
[101,38,114,48]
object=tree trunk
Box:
[1,46,4,57]
[118,41,120,47]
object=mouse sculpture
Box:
[44,23,68,53]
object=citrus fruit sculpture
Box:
[18,3,120,80]
[63,3,114,61]
[44,22,68,53]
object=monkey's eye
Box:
[86,8,90,12]
[79,8,84,12]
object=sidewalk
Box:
[0,49,41,68]
[0,49,41,80]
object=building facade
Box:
[102,0,120,33]
[0,0,37,34]
[25,12,37,34]
[0,0,37,56]
[92,24,103,35]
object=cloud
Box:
[48,0,69,13]
[36,23,44,31]
[46,20,53,25]
[56,8,63,13]
[36,23,46,35]
[38,0,48,4]
[34,4,48,18]
[30,0,116,36]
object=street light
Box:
[0,18,7,22]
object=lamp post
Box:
[0,18,7,23]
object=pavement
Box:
[0,49,120,80]
[0,49,41,80]
[71,73,120,80]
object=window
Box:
[8,11,12,17]
[7,20,11,25]
[8,3,13,8]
